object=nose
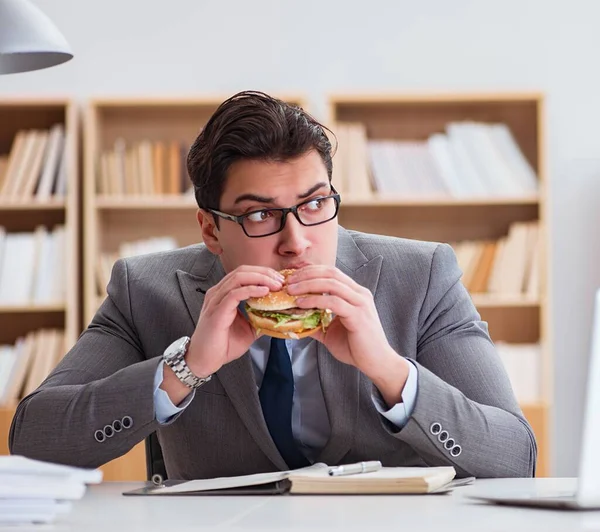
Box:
[277,212,311,256]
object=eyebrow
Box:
[233,182,329,205]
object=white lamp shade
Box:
[0,0,73,74]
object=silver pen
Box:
[328,460,382,477]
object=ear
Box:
[197,209,222,255]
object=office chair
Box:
[145,432,167,481]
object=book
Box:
[124,463,458,496]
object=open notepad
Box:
[124,463,462,496]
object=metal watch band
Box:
[163,336,212,389]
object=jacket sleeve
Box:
[391,243,537,478]
[9,258,177,468]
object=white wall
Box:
[3,0,600,476]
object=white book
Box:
[32,228,55,304]
[455,123,523,196]
[35,124,64,201]
[0,233,37,305]
[0,226,5,282]
[487,124,539,194]
[445,123,490,197]
[28,226,47,302]
[427,134,465,197]
[49,226,66,303]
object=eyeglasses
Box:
[207,186,341,238]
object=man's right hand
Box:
[160,266,284,405]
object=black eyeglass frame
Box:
[206,185,341,238]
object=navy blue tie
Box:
[259,338,310,469]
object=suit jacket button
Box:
[104,425,114,438]
[122,416,133,429]
[444,438,455,450]
[430,422,442,435]
[451,444,462,457]
[438,430,449,443]
[112,419,123,432]
[94,429,105,443]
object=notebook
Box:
[124,463,462,496]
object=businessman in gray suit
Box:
[9,91,536,479]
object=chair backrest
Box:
[145,432,167,481]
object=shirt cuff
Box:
[371,358,418,429]
[154,360,195,424]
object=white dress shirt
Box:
[154,336,418,463]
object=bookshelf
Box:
[83,95,307,480]
[0,98,79,463]
[327,92,551,476]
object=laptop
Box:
[468,288,600,510]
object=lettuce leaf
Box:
[302,312,321,330]
[258,311,295,327]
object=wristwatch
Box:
[162,336,212,389]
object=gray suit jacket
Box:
[9,227,537,479]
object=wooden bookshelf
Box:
[0,99,79,346]
[327,92,551,476]
[0,98,80,463]
[83,95,307,480]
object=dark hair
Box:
[187,90,334,210]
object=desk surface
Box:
[5,478,600,531]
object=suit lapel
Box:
[176,250,288,471]
[317,228,384,466]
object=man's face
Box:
[199,150,338,273]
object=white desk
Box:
[6,478,600,531]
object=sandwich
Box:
[245,269,333,339]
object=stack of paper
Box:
[0,455,102,525]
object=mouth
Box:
[282,262,312,270]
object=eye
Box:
[302,198,324,211]
[246,210,274,223]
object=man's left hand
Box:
[287,266,410,406]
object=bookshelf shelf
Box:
[95,195,197,210]
[0,304,65,313]
[0,200,66,210]
[470,295,540,308]
[328,92,551,476]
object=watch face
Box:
[167,336,189,357]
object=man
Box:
[9,91,536,479]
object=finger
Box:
[208,272,283,308]
[295,294,354,318]
[230,264,286,281]
[288,266,362,291]
[207,285,269,321]
[287,265,337,282]
[287,278,363,306]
